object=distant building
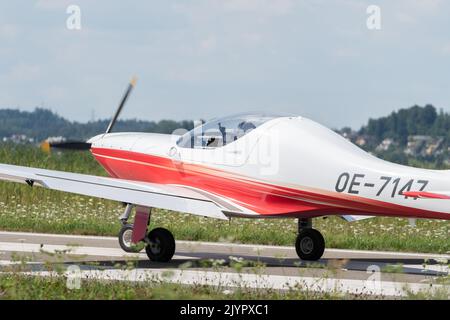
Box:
[355,135,375,147]
[46,136,66,144]
[337,128,358,142]
[355,136,367,147]
[376,138,396,152]
[2,134,34,144]
[424,137,444,156]
[404,135,444,157]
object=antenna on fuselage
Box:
[105,76,137,134]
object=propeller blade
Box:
[105,76,137,134]
[42,141,92,152]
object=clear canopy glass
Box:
[177,112,286,149]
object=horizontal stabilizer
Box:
[402,191,450,199]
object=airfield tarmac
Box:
[0,231,448,298]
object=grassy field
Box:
[0,144,448,254]
[0,261,447,300]
[0,273,347,300]
[1,274,446,300]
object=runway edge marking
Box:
[0,231,448,259]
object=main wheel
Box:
[295,228,325,261]
[145,227,176,262]
[118,224,144,253]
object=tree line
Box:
[0,108,195,141]
[1,105,450,147]
[359,104,450,146]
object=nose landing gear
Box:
[118,204,176,262]
[295,218,325,261]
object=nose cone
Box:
[88,132,143,151]
[87,134,104,145]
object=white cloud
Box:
[222,0,295,15]
[174,0,296,24]
[395,12,416,24]
[441,44,450,56]
[407,0,443,13]
[165,66,210,83]
[392,0,443,23]
[241,32,263,46]
[1,1,450,128]
[0,24,19,39]
[199,35,217,53]
[45,85,67,101]
[35,0,74,10]
[334,47,360,58]
[9,63,41,82]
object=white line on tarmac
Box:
[2,240,447,278]
[0,231,448,259]
[0,260,42,266]
[0,231,117,241]
[17,268,449,298]
[1,241,447,275]
[0,237,448,298]
[0,260,19,266]
[0,242,197,260]
[405,264,449,274]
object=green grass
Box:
[0,273,349,300]
[0,249,447,300]
[0,268,447,300]
[0,144,448,254]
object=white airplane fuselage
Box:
[89,116,450,220]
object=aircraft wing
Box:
[0,163,231,220]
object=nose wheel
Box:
[295,219,325,261]
[118,224,143,253]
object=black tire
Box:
[145,228,176,262]
[295,228,325,261]
[118,224,143,253]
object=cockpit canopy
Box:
[177,112,284,149]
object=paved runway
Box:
[0,231,448,297]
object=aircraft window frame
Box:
[176,113,283,149]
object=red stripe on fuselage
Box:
[91,147,450,220]
[403,191,450,199]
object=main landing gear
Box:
[118,204,176,262]
[117,205,324,262]
[295,218,325,261]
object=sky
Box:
[0,0,449,129]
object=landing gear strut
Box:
[117,204,176,262]
[295,218,325,261]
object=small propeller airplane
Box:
[0,78,449,262]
